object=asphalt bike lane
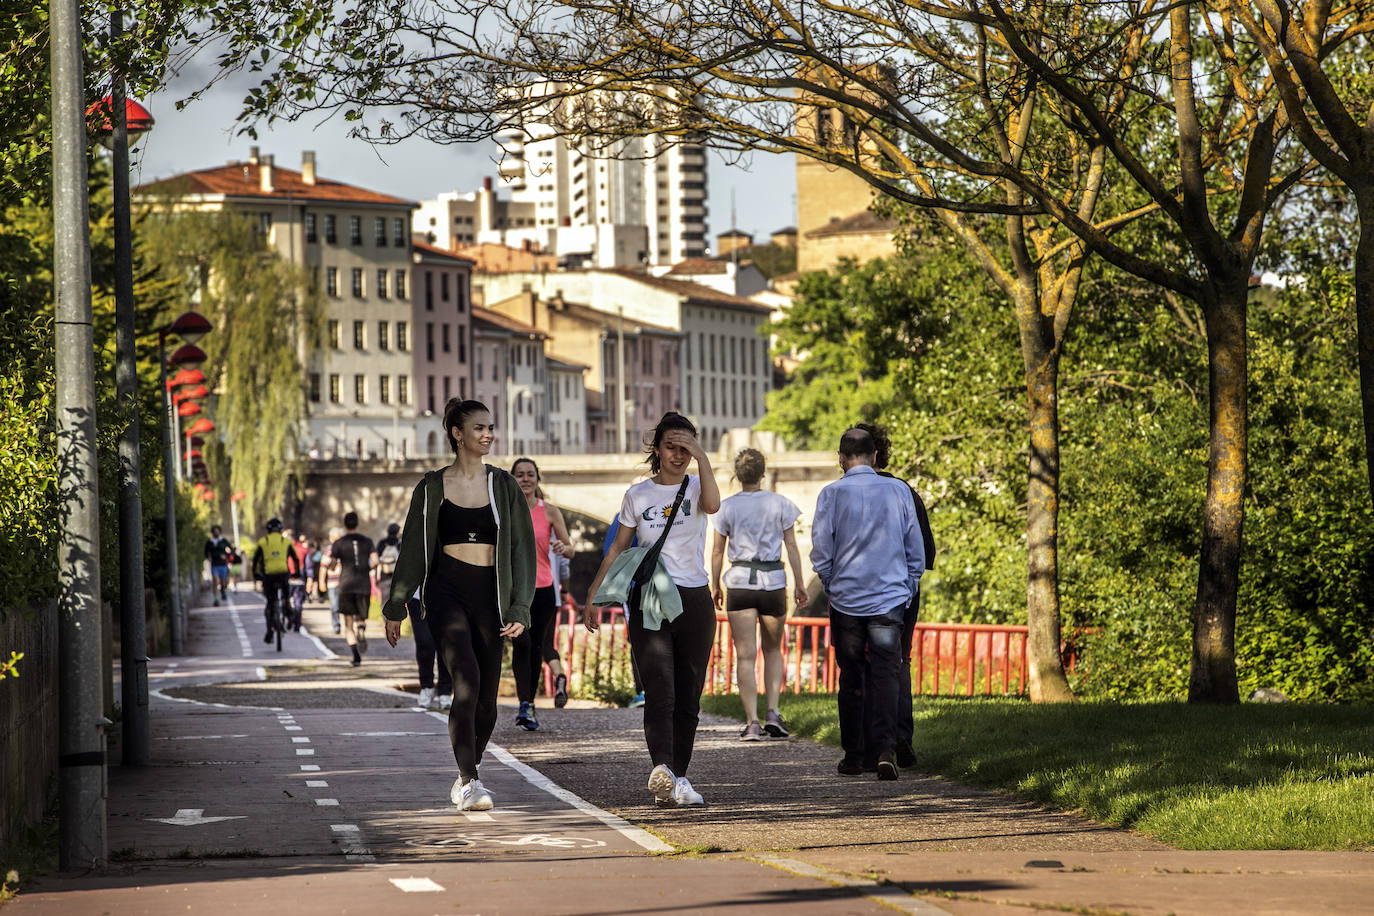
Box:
[11,591,918,916]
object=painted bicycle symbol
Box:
[460,833,607,849]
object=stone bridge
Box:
[297,449,842,598]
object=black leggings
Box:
[626,584,716,776]
[408,597,453,694]
[513,585,558,703]
[425,554,503,780]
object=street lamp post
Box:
[158,317,210,655]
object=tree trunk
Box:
[1023,342,1075,702]
[1189,283,1247,703]
[1354,190,1374,508]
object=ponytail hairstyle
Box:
[443,398,490,454]
[643,411,697,475]
[853,422,891,470]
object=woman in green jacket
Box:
[383,398,536,812]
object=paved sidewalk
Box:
[11,591,1371,915]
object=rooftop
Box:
[136,155,414,208]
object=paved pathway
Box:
[9,589,1372,915]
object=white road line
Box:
[752,857,956,916]
[315,798,340,806]
[299,622,336,660]
[156,734,250,741]
[149,688,283,712]
[332,824,373,861]
[228,606,254,657]
[285,726,303,731]
[461,811,495,822]
[296,749,315,756]
[292,737,311,743]
[306,780,329,788]
[422,710,673,853]
[300,764,321,772]
[389,877,445,893]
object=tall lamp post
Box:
[88,11,157,769]
[159,315,211,655]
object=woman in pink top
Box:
[510,458,574,729]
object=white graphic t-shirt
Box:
[712,490,802,591]
[617,475,709,588]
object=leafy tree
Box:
[137,209,323,533]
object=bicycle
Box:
[261,576,288,652]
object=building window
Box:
[426,322,435,362]
[392,217,405,247]
[354,374,366,404]
[425,271,434,311]
[378,321,389,351]
[475,345,483,379]
[709,334,717,371]
[427,376,435,412]
[395,269,407,299]
[353,320,365,350]
[308,372,321,403]
[257,212,271,236]
[441,324,451,353]
[379,374,390,405]
[443,376,451,402]
[398,374,409,405]
[377,268,388,299]
[698,332,705,370]
[457,326,466,362]
[325,214,337,244]
[305,212,317,243]
[349,215,362,245]
[351,267,364,297]
[326,266,339,297]
[460,377,467,399]
[328,319,341,349]
[329,373,341,403]
[374,216,386,246]
[397,321,408,352]
[441,272,450,301]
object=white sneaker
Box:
[673,775,704,806]
[438,693,452,711]
[417,687,434,709]
[451,777,493,811]
[647,764,676,804]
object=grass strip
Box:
[700,693,1374,850]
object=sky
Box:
[134,55,798,248]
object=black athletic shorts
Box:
[339,593,371,618]
[725,587,786,617]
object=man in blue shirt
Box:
[811,428,925,780]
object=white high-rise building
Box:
[494,91,709,267]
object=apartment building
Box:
[411,241,475,455]
[137,148,420,459]
[491,88,709,267]
[479,271,767,450]
[546,356,590,454]
[471,307,550,457]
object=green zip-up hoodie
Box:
[382,465,535,629]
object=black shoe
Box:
[351,656,361,667]
[896,745,917,768]
[837,756,866,776]
[876,752,899,781]
[554,674,568,708]
[264,630,273,644]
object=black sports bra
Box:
[439,499,497,546]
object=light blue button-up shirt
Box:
[810,465,924,616]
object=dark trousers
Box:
[290,582,305,629]
[407,598,452,694]
[426,554,502,780]
[831,604,905,762]
[262,574,290,631]
[896,591,921,751]
[512,585,558,703]
[626,585,716,776]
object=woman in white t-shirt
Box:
[710,449,808,742]
[584,412,720,808]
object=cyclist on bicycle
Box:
[252,518,300,644]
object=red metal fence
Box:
[545,601,1031,698]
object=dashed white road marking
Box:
[228,606,254,657]
[157,734,250,741]
[331,824,373,861]
[300,764,321,772]
[296,749,315,756]
[315,798,340,806]
[306,780,329,788]
[292,737,311,743]
[284,725,303,731]
[389,877,445,893]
